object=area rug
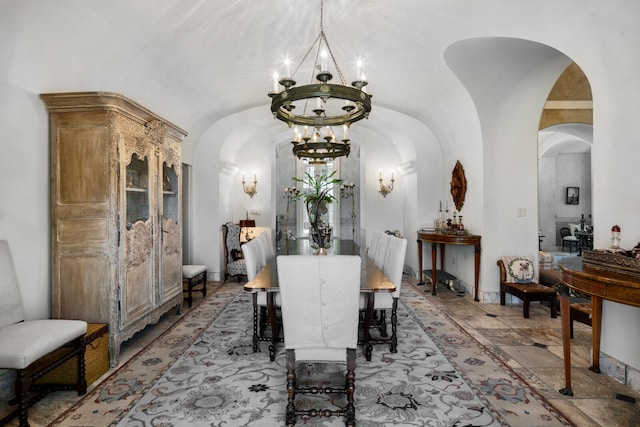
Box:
[51,281,573,426]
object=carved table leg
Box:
[417,239,424,285]
[590,295,603,373]
[559,293,574,396]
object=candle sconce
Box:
[283,186,300,240]
[242,173,258,198]
[340,182,356,241]
[378,171,395,197]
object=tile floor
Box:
[422,279,640,427]
[3,279,640,426]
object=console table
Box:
[417,231,481,301]
[558,257,640,396]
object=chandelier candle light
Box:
[268,0,372,162]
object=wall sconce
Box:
[242,172,257,198]
[378,171,394,197]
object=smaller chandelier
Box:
[268,0,372,161]
[291,125,350,163]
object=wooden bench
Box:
[182,265,207,307]
[497,259,557,318]
[0,240,87,427]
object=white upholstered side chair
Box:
[277,255,361,427]
[373,232,392,269]
[367,230,381,258]
[360,235,408,360]
[258,231,275,259]
[242,238,266,352]
[243,238,280,356]
[0,240,88,427]
[256,232,272,266]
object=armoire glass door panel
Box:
[162,163,178,222]
[126,153,150,228]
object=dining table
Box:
[243,238,396,361]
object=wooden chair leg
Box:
[500,290,506,306]
[390,299,398,353]
[285,349,297,426]
[345,348,356,427]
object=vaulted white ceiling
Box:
[1,0,619,154]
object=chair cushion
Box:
[0,319,87,369]
[182,265,207,279]
[227,259,247,276]
[255,291,281,307]
[359,292,394,310]
[502,256,535,283]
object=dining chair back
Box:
[373,232,392,269]
[256,232,272,265]
[259,231,275,259]
[241,238,262,281]
[361,235,407,358]
[242,238,278,354]
[276,255,361,426]
[384,236,408,299]
[368,230,381,257]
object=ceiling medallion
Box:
[268,0,372,161]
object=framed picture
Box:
[566,187,579,204]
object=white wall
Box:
[0,84,51,320]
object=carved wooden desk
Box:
[417,231,481,301]
[558,257,640,396]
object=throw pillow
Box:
[502,256,535,283]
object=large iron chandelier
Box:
[268,0,372,162]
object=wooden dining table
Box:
[243,238,396,361]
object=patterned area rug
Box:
[52,282,573,426]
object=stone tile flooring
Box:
[3,279,640,426]
[422,280,640,427]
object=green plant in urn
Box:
[292,170,341,253]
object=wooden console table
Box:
[558,257,640,396]
[417,231,481,301]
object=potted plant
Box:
[292,170,342,253]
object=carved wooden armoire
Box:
[41,92,187,367]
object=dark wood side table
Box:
[558,257,640,396]
[417,231,482,301]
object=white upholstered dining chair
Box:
[360,235,408,359]
[373,232,392,269]
[277,255,361,427]
[242,238,272,353]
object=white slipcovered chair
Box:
[367,230,381,257]
[360,235,408,360]
[0,240,88,427]
[242,238,280,357]
[277,255,361,427]
[373,232,392,269]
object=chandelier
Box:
[268,0,372,161]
